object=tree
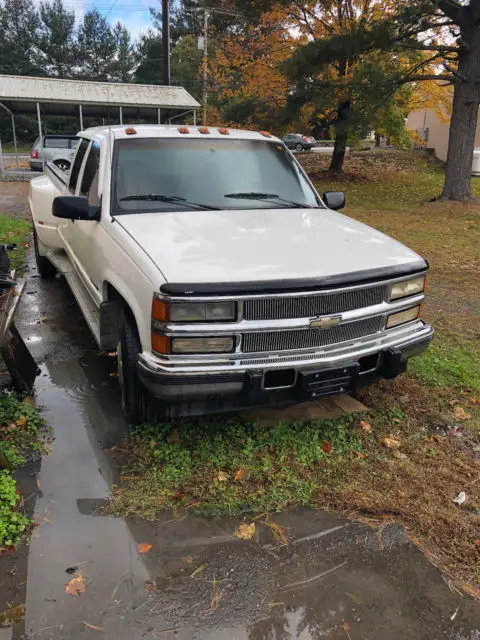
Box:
[77,8,116,81]
[210,8,295,129]
[171,34,202,99]
[0,0,40,76]
[38,0,76,78]
[135,31,164,84]
[111,22,136,82]
[283,0,480,199]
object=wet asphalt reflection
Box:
[2,257,479,640]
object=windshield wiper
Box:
[224,192,316,209]
[119,194,220,210]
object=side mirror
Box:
[52,196,100,221]
[323,191,345,210]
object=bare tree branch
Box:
[398,41,460,52]
[398,73,454,85]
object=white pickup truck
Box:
[29,124,433,424]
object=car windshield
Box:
[112,137,321,213]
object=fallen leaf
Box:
[83,621,103,632]
[322,440,333,454]
[137,542,152,554]
[383,436,401,449]
[358,420,372,433]
[15,416,27,427]
[65,574,86,596]
[233,523,256,540]
[345,592,363,605]
[343,621,351,632]
[392,450,408,460]
[23,396,34,406]
[190,563,208,578]
[217,471,228,482]
[453,491,467,506]
[234,468,246,481]
[454,406,472,421]
[470,398,480,406]
[185,556,193,564]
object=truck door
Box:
[59,139,103,306]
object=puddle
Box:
[1,254,479,639]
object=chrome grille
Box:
[242,316,383,353]
[244,285,388,320]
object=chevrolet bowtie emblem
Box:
[310,315,342,329]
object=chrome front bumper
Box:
[137,320,433,406]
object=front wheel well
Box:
[100,283,134,350]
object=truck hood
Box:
[116,208,426,290]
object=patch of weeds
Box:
[410,339,480,390]
[0,392,49,548]
[0,470,29,548]
[0,393,49,469]
[0,216,31,271]
[109,415,362,519]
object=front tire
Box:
[295,143,304,152]
[33,228,56,279]
[118,308,158,425]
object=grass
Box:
[1,143,30,154]
[109,415,362,519]
[0,216,31,271]
[110,149,480,596]
[0,393,49,549]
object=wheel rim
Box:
[56,162,69,172]
[295,144,303,151]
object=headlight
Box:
[390,276,425,301]
[170,301,236,322]
[152,298,236,323]
[171,337,235,354]
[386,306,421,329]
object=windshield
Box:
[112,137,321,213]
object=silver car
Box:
[30,135,79,173]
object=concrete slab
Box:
[243,394,367,425]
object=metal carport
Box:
[0,74,200,167]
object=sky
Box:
[63,0,156,40]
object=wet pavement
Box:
[1,254,480,639]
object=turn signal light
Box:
[178,126,190,134]
[151,298,167,322]
[151,333,169,354]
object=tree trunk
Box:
[329,99,351,173]
[375,132,381,147]
[441,29,480,201]
[330,130,348,172]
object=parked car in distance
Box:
[30,135,79,173]
[282,133,316,151]
[29,125,433,425]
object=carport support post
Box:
[119,106,123,125]
[36,102,43,169]
[193,110,197,126]
[10,113,18,168]
[79,105,84,131]
[158,108,161,124]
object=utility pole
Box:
[162,0,170,86]
[202,8,208,125]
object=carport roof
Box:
[0,74,200,111]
